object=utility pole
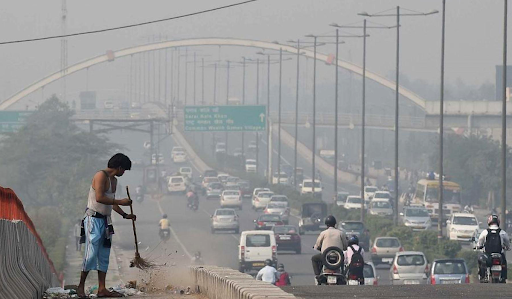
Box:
[294,40,300,190]
[502,0,508,224]
[226,60,231,156]
[278,48,283,185]
[60,0,68,102]
[267,55,272,183]
[334,29,340,202]
[256,58,260,174]
[242,57,246,157]
[438,0,446,238]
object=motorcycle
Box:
[187,194,199,211]
[315,247,345,285]
[160,229,171,242]
[475,245,506,283]
[192,251,204,265]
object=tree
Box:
[0,96,118,217]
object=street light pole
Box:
[312,36,318,196]
[294,40,300,189]
[394,6,400,226]
[256,58,260,174]
[202,57,205,150]
[194,52,197,105]
[226,60,231,157]
[334,29,340,202]
[361,20,367,221]
[277,48,283,185]
[502,0,508,223]
[242,57,246,157]
[267,55,272,183]
[438,0,446,238]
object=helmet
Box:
[488,214,500,226]
[277,263,284,271]
[265,259,273,266]
[348,235,359,246]
[324,215,337,227]
[162,214,168,219]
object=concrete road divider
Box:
[190,265,296,299]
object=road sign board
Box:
[184,105,266,132]
[0,111,33,133]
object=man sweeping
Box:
[77,153,136,298]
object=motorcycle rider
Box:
[275,263,291,286]
[312,215,348,282]
[344,235,365,285]
[158,214,171,238]
[477,214,510,282]
[186,187,199,208]
[256,259,279,285]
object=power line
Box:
[0,0,259,45]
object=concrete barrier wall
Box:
[0,186,59,299]
[0,220,59,299]
[190,266,296,299]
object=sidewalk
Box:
[63,227,123,289]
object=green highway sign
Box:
[184,105,266,132]
[0,111,33,133]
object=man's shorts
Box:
[82,216,110,273]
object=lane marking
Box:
[156,200,193,259]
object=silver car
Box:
[206,182,223,200]
[264,202,290,224]
[401,206,432,230]
[368,199,393,217]
[390,251,429,285]
[429,258,469,284]
[211,208,239,234]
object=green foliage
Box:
[0,96,117,218]
[456,250,479,275]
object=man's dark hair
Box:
[108,153,132,170]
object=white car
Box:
[179,167,192,179]
[373,191,392,200]
[220,190,242,210]
[171,146,184,158]
[364,186,379,200]
[272,172,289,185]
[151,153,164,165]
[447,213,480,242]
[253,188,270,200]
[368,199,393,216]
[217,173,229,184]
[344,196,364,210]
[215,142,226,154]
[300,179,322,197]
[252,191,274,210]
[167,176,186,194]
[202,177,220,189]
[225,176,240,187]
[245,159,257,173]
[173,151,187,163]
[401,206,432,231]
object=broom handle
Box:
[125,186,140,256]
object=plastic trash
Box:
[45,287,70,294]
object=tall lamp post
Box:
[331,21,395,221]
[359,7,438,225]
[501,0,508,226]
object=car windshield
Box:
[337,194,348,201]
[204,170,217,177]
[224,191,239,196]
[397,255,425,266]
[255,189,269,194]
[363,264,374,278]
[209,183,223,189]
[273,226,297,234]
[267,203,287,209]
[260,215,281,221]
[376,238,400,248]
[259,193,273,198]
[227,177,238,182]
[453,216,478,225]
[374,193,390,198]
[343,222,364,230]
[405,208,429,217]
[271,196,288,202]
[215,209,235,216]
[238,182,249,188]
[347,197,362,204]
[181,168,191,173]
[365,187,378,193]
[434,261,467,275]
[171,178,183,183]
[173,147,183,152]
[205,178,219,183]
[371,201,391,209]
[246,235,271,247]
[304,181,321,188]
[246,160,256,165]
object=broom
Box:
[126,186,154,270]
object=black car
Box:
[254,214,284,230]
[339,221,370,251]
[203,169,218,178]
[272,225,301,254]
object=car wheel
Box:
[238,264,244,273]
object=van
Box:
[238,230,277,273]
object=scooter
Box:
[160,229,171,242]
[187,197,199,211]
[315,247,346,285]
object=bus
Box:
[411,179,461,221]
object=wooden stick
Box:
[126,186,140,257]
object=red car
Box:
[272,225,301,254]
